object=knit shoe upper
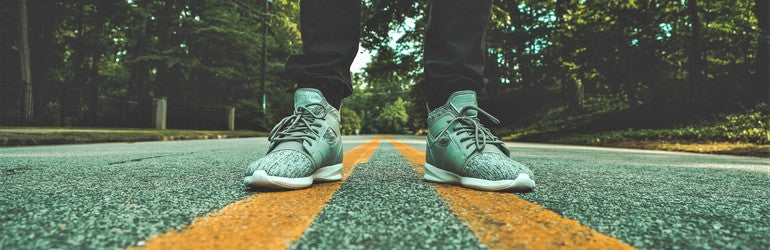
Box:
[425,90,534,181]
[245,88,343,179]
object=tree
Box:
[17,0,32,122]
[375,98,410,134]
[0,0,763,132]
[754,0,768,102]
[340,107,361,135]
[687,0,704,103]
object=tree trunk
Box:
[130,63,151,127]
[625,79,639,107]
[18,0,33,123]
[687,0,703,103]
[566,76,584,111]
[88,0,106,126]
[65,1,88,126]
[128,16,152,128]
[155,1,177,102]
[260,0,270,112]
[557,0,583,111]
[754,0,768,102]
[483,52,502,98]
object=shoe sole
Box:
[243,163,343,189]
[424,163,535,192]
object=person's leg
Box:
[285,0,361,109]
[423,0,491,109]
[422,0,535,192]
[245,0,358,189]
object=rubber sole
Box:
[244,163,343,189]
[424,163,535,192]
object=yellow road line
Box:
[136,136,381,250]
[386,136,634,250]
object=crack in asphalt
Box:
[106,149,225,166]
[2,166,42,176]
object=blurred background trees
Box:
[1,0,300,129]
[0,0,766,139]
[350,0,767,140]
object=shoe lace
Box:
[268,103,327,147]
[433,106,506,153]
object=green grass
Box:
[501,104,769,156]
[547,108,768,144]
[0,127,267,146]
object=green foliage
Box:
[1,0,302,129]
[358,0,765,136]
[340,108,362,135]
[1,0,765,136]
[375,98,410,134]
[712,105,769,143]
[342,46,420,134]
[547,104,770,145]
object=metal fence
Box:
[235,108,266,131]
[1,80,259,130]
[167,103,229,130]
[1,81,151,127]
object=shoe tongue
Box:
[294,88,325,110]
[447,90,478,116]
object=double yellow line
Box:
[137,136,381,250]
[385,136,633,250]
[135,135,633,249]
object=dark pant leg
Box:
[423,0,492,108]
[285,0,361,108]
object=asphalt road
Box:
[1,135,768,249]
[292,143,484,249]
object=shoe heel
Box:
[313,163,343,182]
[424,163,460,184]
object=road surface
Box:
[1,135,768,249]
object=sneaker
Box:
[244,88,343,189]
[424,90,535,191]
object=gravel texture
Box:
[396,135,770,249]
[1,135,768,249]
[0,137,367,249]
[292,141,485,250]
